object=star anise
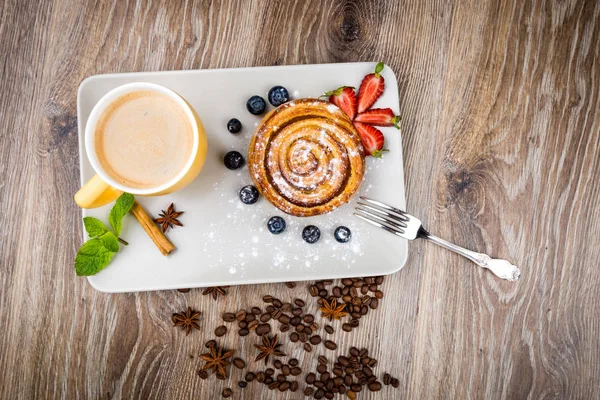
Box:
[172,306,201,335]
[154,203,184,233]
[199,345,234,378]
[254,334,286,365]
[202,286,230,300]
[318,297,348,321]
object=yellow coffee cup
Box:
[75,82,207,208]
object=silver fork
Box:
[354,197,521,281]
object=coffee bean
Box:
[349,347,359,357]
[304,343,312,352]
[285,281,296,288]
[352,297,361,306]
[333,367,343,376]
[238,320,248,329]
[306,373,316,384]
[222,388,232,398]
[316,282,324,289]
[303,314,314,323]
[360,305,368,316]
[352,280,362,288]
[278,314,290,324]
[358,377,368,385]
[369,283,378,292]
[324,340,337,350]
[375,290,384,299]
[339,385,347,395]
[256,372,265,382]
[248,320,259,330]
[292,307,303,316]
[290,316,301,326]
[238,381,247,388]
[264,377,273,384]
[268,381,279,390]
[290,332,299,342]
[391,378,400,388]
[290,381,299,392]
[350,287,358,297]
[383,373,391,385]
[318,289,328,297]
[287,358,298,367]
[351,312,361,319]
[367,375,377,383]
[263,295,274,303]
[272,309,282,320]
[359,348,368,358]
[310,335,322,345]
[197,369,208,379]
[318,355,328,365]
[317,298,325,306]
[310,322,319,331]
[342,323,352,332]
[273,299,282,308]
[222,312,236,322]
[350,319,359,327]
[317,364,327,374]
[368,358,378,367]
[214,325,227,337]
[370,298,379,309]
[260,313,271,322]
[282,365,291,376]
[363,297,372,306]
[279,381,290,391]
[291,366,302,376]
[342,295,352,303]
[347,389,356,400]
[332,286,341,297]
[299,332,307,342]
[361,357,369,366]
[246,314,256,323]
[256,324,271,336]
[273,359,283,369]
[245,372,256,382]
[236,310,246,321]
[304,387,314,396]
[314,389,325,399]
[375,276,384,284]
[325,390,334,399]
[233,358,246,369]
[250,306,261,315]
[355,371,365,379]
[360,285,369,295]
[325,325,334,334]
[295,324,304,333]
[205,340,217,348]
[280,324,290,332]
[344,374,353,386]
[282,303,292,312]
[293,298,305,307]
[367,381,382,391]
[265,368,275,376]
[334,376,344,386]
[277,374,286,383]
[266,305,275,313]
[325,378,333,390]
[345,367,355,375]
[339,356,349,366]
[239,328,249,336]
[310,285,319,297]
[351,384,362,392]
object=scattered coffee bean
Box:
[233,358,246,369]
[347,390,357,399]
[349,347,359,357]
[215,325,227,337]
[317,364,327,374]
[351,383,362,392]
[282,365,291,376]
[310,285,319,297]
[325,391,334,399]
[277,374,286,383]
[310,335,322,345]
[272,299,283,308]
[256,372,265,382]
[350,319,359,327]
[304,387,314,396]
[256,324,271,336]
[314,388,325,399]
[333,367,343,376]
[344,374,353,386]
[259,313,271,322]
[292,307,303,316]
[295,324,304,333]
[289,358,299,366]
[285,281,297,288]
[265,368,275,376]
[268,381,279,390]
[303,314,314,323]
[222,388,232,398]
[383,373,391,385]
[264,377,274,385]
[310,322,319,331]
[290,332,299,342]
[282,303,292,312]
[205,340,217,348]
[290,381,299,392]
[246,313,256,322]
[342,323,352,332]
[291,366,302,376]
[290,316,301,326]
[278,314,290,324]
[280,324,290,332]
[245,372,256,382]
[318,355,328,365]
[367,375,377,383]
[272,309,282,320]
[238,320,248,329]
[239,328,249,336]
[248,320,259,330]
[325,325,334,334]
[279,381,290,391]
[324,340,337,350]
[304,343,312,352]
[359,348,368,358]
[238,381,247,388]
[391,378,400,388]
[236,310,246,321]
[306,372,316,384]
[273,359,283,369]
[294,298,305,307]
[197,369,208,379]
[299,332,307,342]
[370,298,379,309]
[222,312,236,322]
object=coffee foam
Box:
[94,90,193,189]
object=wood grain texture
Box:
[1,0,599,398]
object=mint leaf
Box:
[74,238,117,276]
[99,231,120,252]
[109,193,134,236]
[83,217,109,238]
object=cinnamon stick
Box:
[130,201,175,256]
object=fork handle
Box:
[423,233,521,281]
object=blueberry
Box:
[227,118,242,134]
[239,185,259,204]
[246,95,266,115]
[267,216,286,234]
[302,225,321,244]
[224,151,244,170]
[334,226,352,243]
[268,86,289,106]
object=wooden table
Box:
[1,0,599,398]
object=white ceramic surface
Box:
[77,62,408,292]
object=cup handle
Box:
[75,174,123,209]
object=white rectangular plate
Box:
[78,62,407,292]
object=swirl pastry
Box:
[248,99,365,217]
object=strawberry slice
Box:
[354,122,388,158]
[354,108,401,128]
[357,62,385,113]
[323,86,357,120]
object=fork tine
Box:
[355,206,408,230]
[356,203,409,227]
[359,196,408,218]
[354,213,405,237]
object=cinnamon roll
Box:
[248,99,365,217]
